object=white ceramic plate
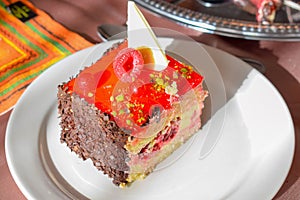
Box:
[5,38,295,200]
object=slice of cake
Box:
[57,1,208,187]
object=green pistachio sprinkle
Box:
[171,81,177,88]
[111,111,117,117]
[126,119,132,125]
[155,77,164,85]
[116,94,124,102]
[173,71,179,79]
[127,103,134,108]
[180,68,188,73]
[110,96,114,102]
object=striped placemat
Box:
[0,0,93,114]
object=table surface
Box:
[1,0,300,199]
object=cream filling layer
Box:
[125,85,207,154]
[126,87,207,183]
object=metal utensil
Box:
[97,24,127,42]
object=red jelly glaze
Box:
[128,83,175,126]
[65,50,203,129]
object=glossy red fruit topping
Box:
[73,72,97,100]
[113,48,144,82]
[65,46,204,133]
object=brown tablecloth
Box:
[1,0,300,199]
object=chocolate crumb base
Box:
[57,85,130,186]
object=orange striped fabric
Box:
[0,0,93,114]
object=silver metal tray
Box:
[134,0,300,41]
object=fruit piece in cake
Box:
[57,1,208,187]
